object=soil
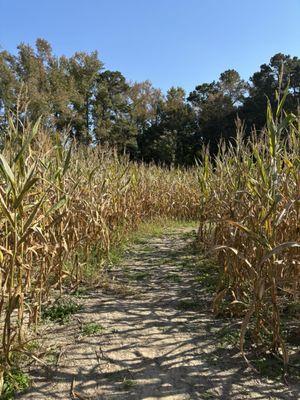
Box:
[19,227,300,399]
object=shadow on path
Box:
[19,228,299,400]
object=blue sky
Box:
[1,0,299,93]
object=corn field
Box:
[197,98,300,370]
[0,95,299,392]
[0,116,200,388]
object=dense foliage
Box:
[1,39,299,163]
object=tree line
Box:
[0,38,299,164]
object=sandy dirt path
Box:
[19,227,299,399]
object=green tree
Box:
[188,70,247,152]
[15,42,52,121]
[66,51,103,142]
[139,87,196,164]
[93,71,137,154]
[129,80,163,133]
[0,50,19,131]
[241,53,300,131]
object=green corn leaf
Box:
[0,192,15,228]
[0,154,16,190]
[14,116,41,164]
[23,194,46,234]
[276,83,289,120]
[62,144,72,176]
[13,177,39,209]
[45,196,67,216]
[266,98,277,158]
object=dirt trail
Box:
[20,227,299,399]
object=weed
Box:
[201,390,217,399]
[71,287,88,297]
[45,352,59,365]
[81,322,104,336]
[177,299,200,311]
[122,378,136,390]
[2,369,31,399]
[252,355,284,380]
[126,271,150,281]
[194,272,218,292]
[165,273,181,283]
[284,302,300,318]
[217,325,240,348]
[42,298,81,324]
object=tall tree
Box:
[129,80,163,132]
[188,70,248,152]
[241,53,300,131]
[15,42,53,121]
[139,87,196,164]
[93,71,137,153]
[1,40,299,163]
[0,50,19,130]
[66,51,103,142]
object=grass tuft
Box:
[42,298,82,324]
[81,322,104,336]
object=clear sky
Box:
[1,0,299,93]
